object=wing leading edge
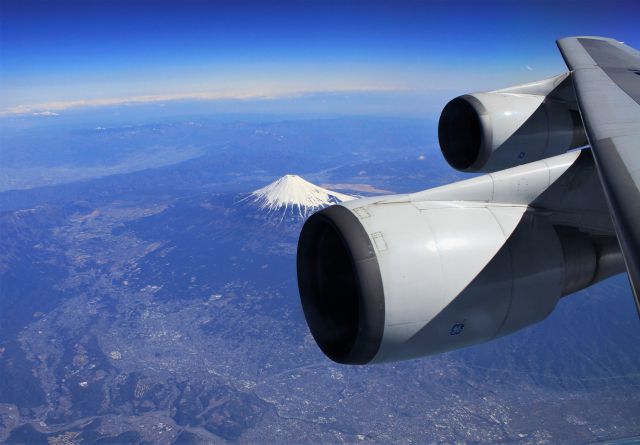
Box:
[557,36,640,314]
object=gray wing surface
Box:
[557,36,640,313]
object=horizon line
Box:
[0,86,412,117]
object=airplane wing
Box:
[557,36,640,314]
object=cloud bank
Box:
[1,86,402,117]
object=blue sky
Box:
[1,0,639,116]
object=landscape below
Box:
[1,111,639,444]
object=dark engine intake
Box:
[297,205,385,364]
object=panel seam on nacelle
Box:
[486,206,519,339]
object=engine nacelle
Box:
[297,153,622,364]
[438,73,587,172]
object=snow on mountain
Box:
[246,174,355,220]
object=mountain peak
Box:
[247,174,354,219]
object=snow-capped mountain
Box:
[246,174,355,220]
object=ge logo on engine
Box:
[449,323,465,336]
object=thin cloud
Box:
[31,111,60,116]
[1,86,402,117]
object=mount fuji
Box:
[245,174,355,221]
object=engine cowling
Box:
[297,152,623,364]
[438,73,587,172]
[297,201,620,364]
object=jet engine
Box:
[297,153,623,364]
[438,73,587,172]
